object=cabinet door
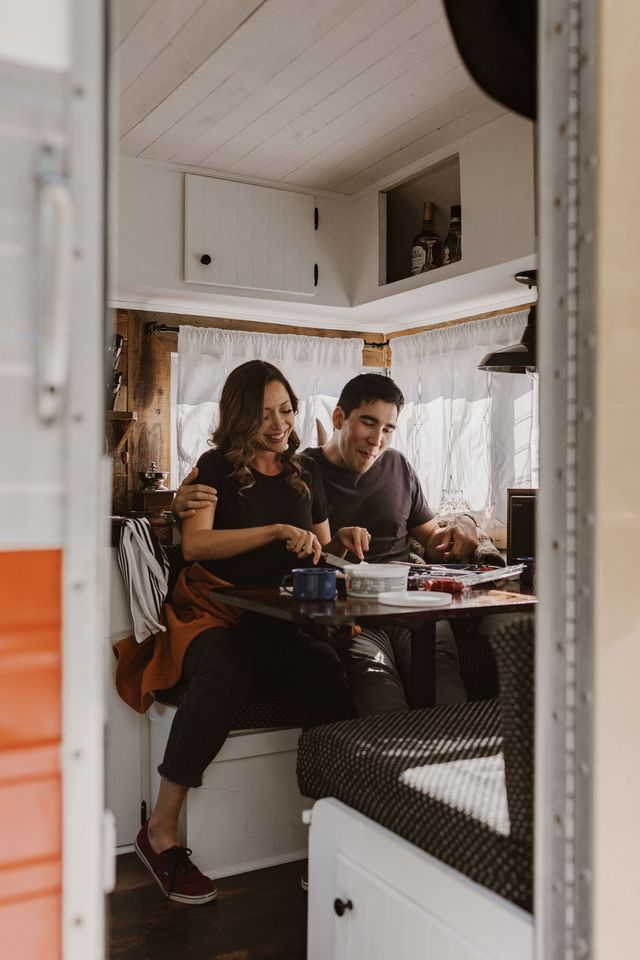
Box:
[184,175,315,294]
[334,854,488,960]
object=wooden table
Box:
[209,585,536,708]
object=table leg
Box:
[408,621,437,709]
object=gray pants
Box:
[346,622,467,716]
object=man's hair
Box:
[337,373,405,418]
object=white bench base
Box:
[308,798,533,960]
[149,701,311,879]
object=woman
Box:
[126,361,353,904]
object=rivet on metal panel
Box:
[576,937,589,958]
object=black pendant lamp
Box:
[478,271,537,373]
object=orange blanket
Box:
[113,562,240,714]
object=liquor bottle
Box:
[442,204,462,265]
[410,201,443,275]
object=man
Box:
[174,374,478,713]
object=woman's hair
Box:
[212,360,309,497]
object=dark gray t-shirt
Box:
[304,447,434,563]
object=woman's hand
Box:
[275,524,323,564]
[327,526,371,561]
[172,467,218,520]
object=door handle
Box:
[35,143,72,424]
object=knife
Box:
[321,551,356,569]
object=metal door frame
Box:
[536,2,597,958]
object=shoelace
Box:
[162,846,197,898]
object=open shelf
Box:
[381,154,461,286]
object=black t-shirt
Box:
[303,447,434,563]
[194,448,328,586]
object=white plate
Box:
[377,590,453,608]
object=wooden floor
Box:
[109,853,308,960]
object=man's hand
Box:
[275,524,323,564]
[172,467,218,520]
[427,516,478,562]
[327,526,371,561]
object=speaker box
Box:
[507,489,537,565]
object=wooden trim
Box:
[128,308,387,369]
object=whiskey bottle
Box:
[410,201,443,275]
[442,204,462,265]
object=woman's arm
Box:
[181,502,322,564]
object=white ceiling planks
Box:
[114,0,156,46]
[171,0,433,169]
[239,38,462,183]
[133,0,375,162]
[116,0,204,94]
[116,0,505,195]
[332,93,503,193]
[191,0,447,176]
[118,0,267,140]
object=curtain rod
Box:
[144,321,388,349]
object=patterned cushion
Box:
[297,617,534,911]
[154,681,300,730]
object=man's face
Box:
[333,399,398,474]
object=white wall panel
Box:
[0,2,69,71]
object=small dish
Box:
[377,591,453,608]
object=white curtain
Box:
[175,325,363,483]
[391,311,538,524]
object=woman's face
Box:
[256,379,295,454]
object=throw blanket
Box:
[117,517,169,643]
[113,562,240,714]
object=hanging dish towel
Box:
[117,517,169,643]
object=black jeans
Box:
[158,614,353,788]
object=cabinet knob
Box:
[333,898,353,917]
[200,253,212,265]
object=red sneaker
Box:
[135,822,217,904]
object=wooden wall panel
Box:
[126,311,172,500]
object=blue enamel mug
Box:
[281,567,337,601]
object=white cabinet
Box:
[308,799,533,960]
[351,114,536,312]
[184,175,316,295]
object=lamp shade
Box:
[478,304,537,373]
[478,271,537,373]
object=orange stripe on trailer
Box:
[0,549,61,960]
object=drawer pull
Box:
[334,897,353,917]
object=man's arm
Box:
[172,467,217,520]
[322,526,371,561]
[410,516,478,562]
